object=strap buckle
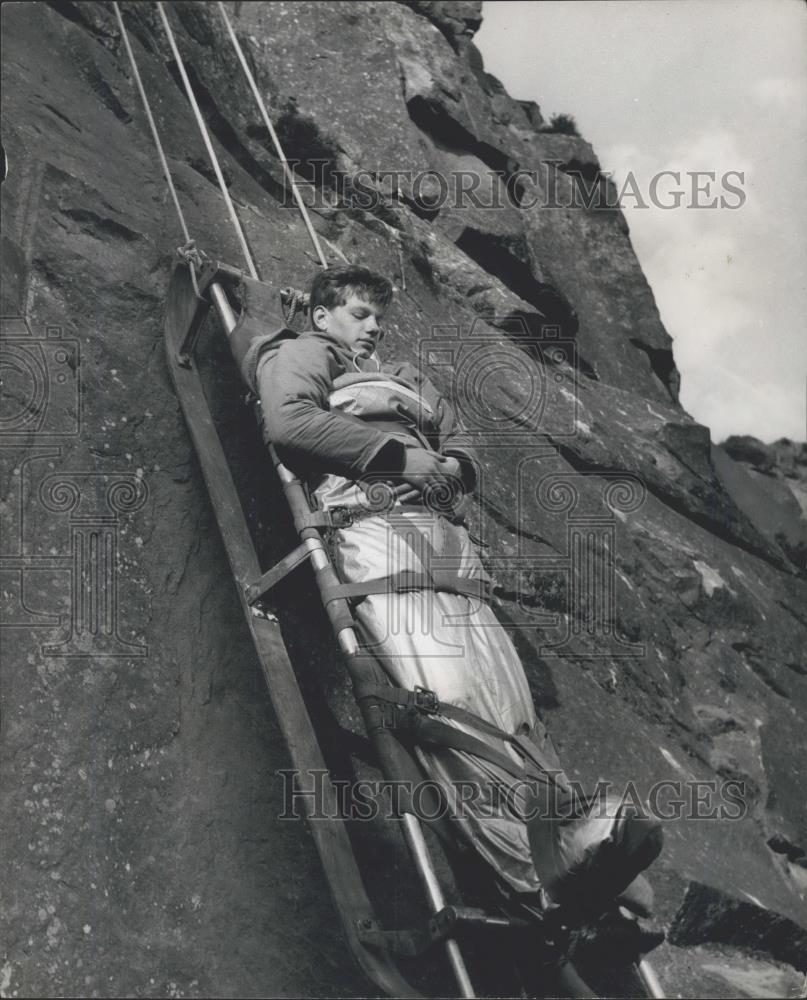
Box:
[328,506,354,529]
[413,686,438,713]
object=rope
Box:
[156,1,259,280]
[216,2,329,269]
[280,286,309,325]
[177,238,209,275]
[113,1,202,294]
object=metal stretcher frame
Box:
[127,3,663,994]
[164,259,494,997]
[163,259,666,1000]
[164,260,429,998]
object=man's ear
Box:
[311,305,329,331]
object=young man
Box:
[250,265,662,930]
[254,267,474,501]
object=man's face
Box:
[316,294,385,357]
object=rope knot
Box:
[176,239,208,270]
[280,286,310,325]
[176,240,209,296]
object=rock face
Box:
[713,437,807,574]
[1,2,805,997]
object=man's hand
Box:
[401,449,462,493]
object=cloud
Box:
[681,364,804,444]
[598,129,805,442]
[476,2,806,442]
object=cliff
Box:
[1,2,805,997]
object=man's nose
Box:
[364,316,380,334]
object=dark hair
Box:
[309,265,393,314]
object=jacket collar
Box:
[303,329,382,373]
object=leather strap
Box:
[410,716,554,787]
[322,570,491,604]
[353,682,564,788]
[297,508,354,531]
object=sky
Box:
[476,0,806,443]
